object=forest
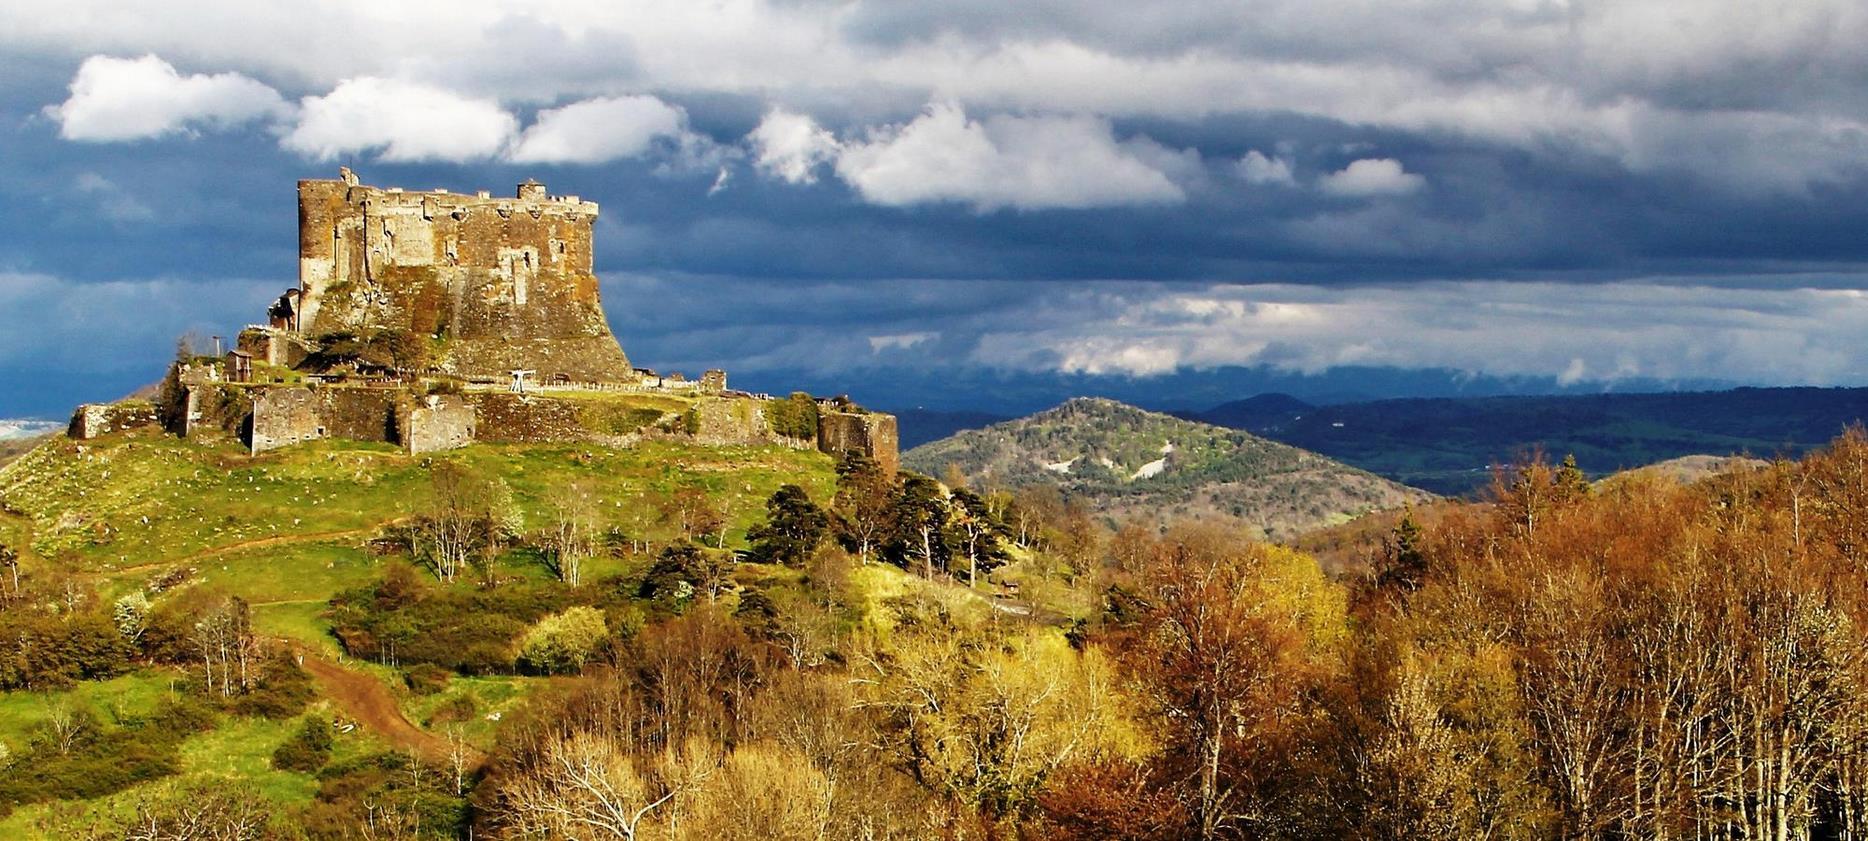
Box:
[8,428,1868,839]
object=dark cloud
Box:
[3,2,1868,419]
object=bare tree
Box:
[413,461,494,583]
[544,481,601,587]
[495,730,679,840]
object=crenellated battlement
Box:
[318,178,601,221]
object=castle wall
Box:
[465,392,591,443]
[693,398,774,446]
[818,411,901,473]
[68,402,159,440]
[249,387,398,454]
[401,394,476,455]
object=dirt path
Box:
[292,647,486,769]
[101,518,410,579]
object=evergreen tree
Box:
[886,474,951,578]
[747,485,830,567]
[1376,511,1429,593]
[832,453,896,563]
[946,488,1010,586]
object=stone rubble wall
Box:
[67,402,159,440]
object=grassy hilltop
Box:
[906,397,1429,539]
[0,427,840,833]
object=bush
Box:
[0,611,134,690]
[516,607,608,675]
[425,694,478,727]
[147,694,218,735]
[767,392,821,440]
[222,652,316,719]
[404,663,452,696]
[459,643,515,676]
[272,716,336,773]
[329,576,589,674]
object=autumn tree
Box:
[413,461,499,583]
[659,486,726,547]
[1115,526,1345,840]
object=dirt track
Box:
[293,647,486,769]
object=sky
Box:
[3,0,1868,418]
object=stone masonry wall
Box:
[400,394,476,455]
[250,387,399,454]
[693,398,774,446]
[818,411,901,473]
[466,392,590,443]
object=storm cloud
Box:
[3,0,1868,415]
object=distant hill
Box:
[1178,393,1315,435]
[0,420,58,470]
[894,409,1015,450]
[1598,454,1770,488]
[1205,386,1868,495]
[904,397,1430,539]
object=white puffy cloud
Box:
[280,77,517,163]
[1237,150,1296,186]
[1319,158,1426,197]
[21,1,1868,192]
[508,95,690,164]
[832,102,1186,211]
[46,54,290,141]
[749,108,841,184]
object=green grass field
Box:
[0,429,835,584]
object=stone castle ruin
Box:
[70,171,898,471]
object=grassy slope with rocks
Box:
[0,426,839,832]
[905,397,1431,539]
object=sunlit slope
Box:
[906,397,1430,538]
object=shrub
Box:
[222,652,316,719]
[404,663,452,696]
[272,716,336,773]
[147,694,218,735]
[426,694,478,727]
[516,607,608,675]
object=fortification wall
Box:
[294,176,630,382]
[466,392,590,443]
[818,411,900,473]
[400,394,476,455]
[692,398,773,446]
[249,387,399,454]
[68,402,159,440]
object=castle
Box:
[69,171,898,471]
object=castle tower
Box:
[293,171,631,382]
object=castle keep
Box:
[252,169,631,382]
[71,171,898,472]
